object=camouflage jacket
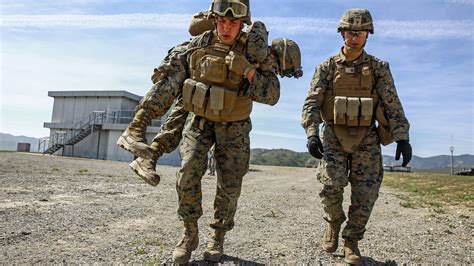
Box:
[301,49,410,141]
[184,30,280,106]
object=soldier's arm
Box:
[301,60,331,138]
[245,51,280,106]
[374,61,410,141]
[139,43,189,119]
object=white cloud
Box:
[1,14,190,29]
[2,14,473,40]
[252,129,307,140]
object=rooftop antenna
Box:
[450,135,454,175]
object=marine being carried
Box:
[117,7,303,187]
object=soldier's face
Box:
[216,17,242,45]
[343,30,368,50]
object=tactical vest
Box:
[320,55,380,153]
[183,32,253,123]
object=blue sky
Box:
[1,0,473,157]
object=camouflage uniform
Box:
[302,49,410,241]
[143,30,303,179]
[177,29,280,230]
[138,43,189,123]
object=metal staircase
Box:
[43,112,105,155]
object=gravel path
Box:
[1,152,472,264]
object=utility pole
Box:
[450,135,454,176]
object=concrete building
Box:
[43,90,180,165]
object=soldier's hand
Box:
[395,140,412,167]
[307,136,324,159]
[225,51,255,78]
[151,68,165,84]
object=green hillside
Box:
[250,148,318,168]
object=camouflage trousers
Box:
[150,98,189,154]
[316,123,383,241]
[137,78,178,119]
[176,114,251,232]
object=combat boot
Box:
[129,143,164,186]
[129,157,160,186]
[343,239,362,265]
[203,230,225,262]
[116,108,154,159]
[172,221,199,264]
[322,222,341,253]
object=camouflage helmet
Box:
[271,38,303,78]
[337,8,374,34]
[188,11,214,36]
[210,0,251,25]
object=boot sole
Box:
[322,244,338,253]
[344,250,362,265]
[116,136,154,159]
[129,160,160,186]
[344,258,361,265]
[203,250,222,262]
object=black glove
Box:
[307,136,324,159]
[395,140,412,167]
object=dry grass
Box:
[383,171,474,208]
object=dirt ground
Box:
[1,152,472,264]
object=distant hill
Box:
[251,148,474,171]
[251,148,318,168]
[0,133,40,152]
[382,154,474,170]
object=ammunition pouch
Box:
[189,43,244,90]
[182,78,252,122]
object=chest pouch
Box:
[199,55,228,84]
[183,78,197,111]
[346,97,361,127]
[182,78,210,117]
[359,97,374,126]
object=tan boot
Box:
[129,158,160,186]
[172,221,199,264]
[203,230,225,262]
[117,109,154,159]
[344,239,362,265]
[322,223,341,253]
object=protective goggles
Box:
[212,0,248,18]
[345,30,368,38]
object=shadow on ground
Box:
[191,254,264,265]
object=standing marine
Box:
[301,8,412,264]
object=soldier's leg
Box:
[130,98,189,186]
[117,78,176,158]
[204,119,251,262]
[173,115,214,263]
[318,124,350,224]
[317,124,350,253]
[342,130,382,264]
[343,130,383,241]
[176,115,214,220]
